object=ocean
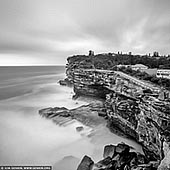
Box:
[0,66,142,168]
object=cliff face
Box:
[64,55,170,165]
[105,93,170,161]
[73,69,116,98]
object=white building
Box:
[156,69,170,79]
[116,64,148,71]
[131,64,148,71]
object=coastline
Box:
[39,87,143,167]
[49,54,170,169]
[0,66,143,167]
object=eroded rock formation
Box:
[40,54,170,169]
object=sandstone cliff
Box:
[59,54,170,169]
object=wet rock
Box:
[39,107,69,118]
[76,126,84,132]
[115,142,130,155]
[39,107,53,118]
[98,111,107,117]
[94,157,112,169]
[113,152,137,169]
[59,78,73,87]
[70,102,106,127]
[77,155,94,170]
[103,144,115,158]
[58,111,71,117]
[59,79,67,86]
[66,142,153,170]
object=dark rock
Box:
[59,78,73,87]
[103,144,115,158]
[98,111,107,117]
[59,79,67,86]
[59,111,71,117]
[94,157,112,169]
[39,107,53,117]
[115,152,137,169]
[70,102,106,127]
[39,107,69,118]
[76,126,84,132]
[77,155,94,170]
[115,143,130,155]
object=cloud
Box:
[0,0,170,65]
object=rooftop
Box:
[132,64,148,68]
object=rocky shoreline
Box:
[39,102,161,170]
[77,142,159,170]
[39,100,106,127]
[39,53,170,169]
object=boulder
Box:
[76,126,84,132]
[115,143,130,155]
[39,107,69,118]
[59,79,67,86]
[98,112,107,117]
[94,157,112,169]
[77,155,94,170]
[59,111,71,117]
[59,78,73,87]
[114,152,137,169]
[39,107,53,117]
[103,144,115,158]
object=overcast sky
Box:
[0,0,170,65]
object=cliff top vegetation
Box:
[67,52,170,70]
